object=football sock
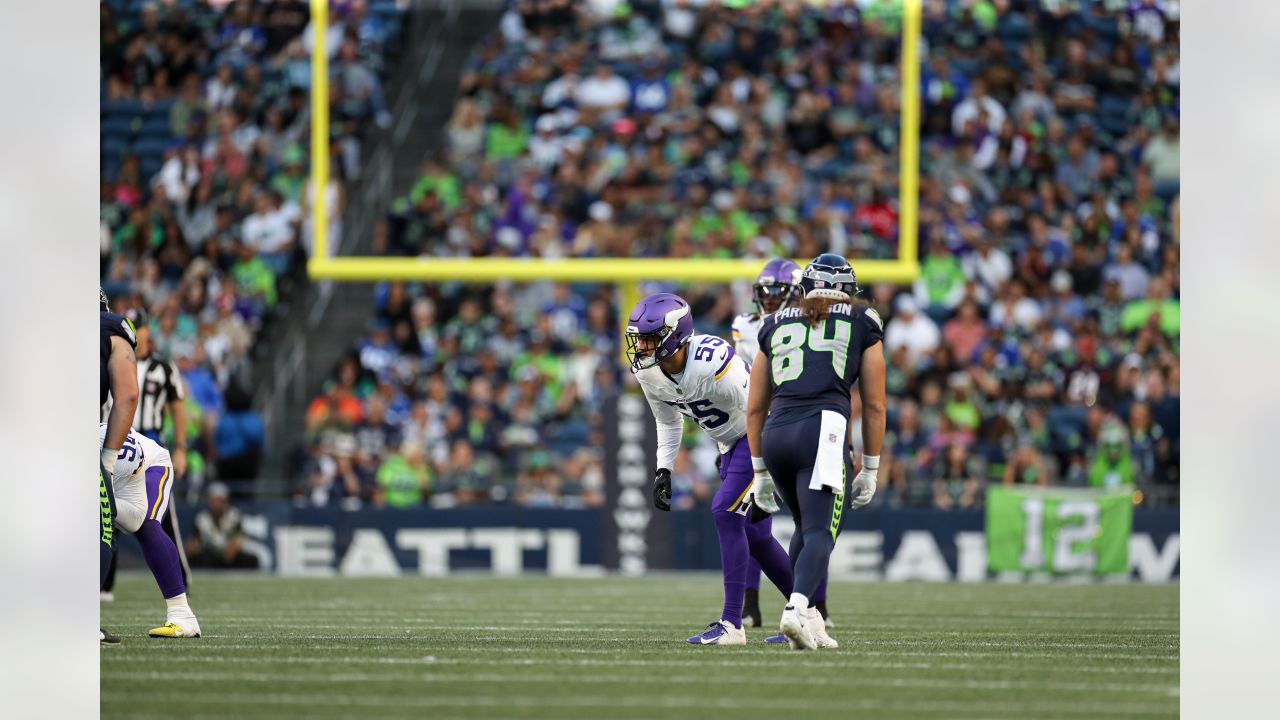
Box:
[788,592,809,610]
[713,511,748,628]
[745,513,793,597]
[793,528,835,606]
[814,574,829,603]
[138,519,187,599]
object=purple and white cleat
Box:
[686,620,746,646]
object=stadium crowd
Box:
[99,0,407,496]
[305,0,1179,511]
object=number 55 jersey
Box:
[634,334,751,471]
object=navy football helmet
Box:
[800,253,858,300]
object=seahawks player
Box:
[627,293,794,646]
[101,287,140,645]
[745,254,886,650]
[731,259,834,631]
[98,423,202,638]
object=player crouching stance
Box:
[98,423,202,638]
[627,293,795,646]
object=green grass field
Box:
[101,574,1178,719]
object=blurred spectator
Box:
[374,439,432,509]
[932,443,985,511]
[943,300,987,363]
[214,380,264,483]
[186,483,260,570]
[1090,423,1136,488]
[1003,444,1050,487]
[885,295,941,368]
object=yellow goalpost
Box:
[306,0,922,307]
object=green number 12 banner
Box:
[986,486,1134,575]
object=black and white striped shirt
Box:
[101,356,185,434]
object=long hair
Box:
[801,296,841,327]
[802,295,867,327]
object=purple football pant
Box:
[711,437,794,627]
[135,465,187,599]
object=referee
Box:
[101,306,193,595]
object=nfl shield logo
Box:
[828,433,838,443]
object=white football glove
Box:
[850,454,880,510]
[100,447,119,476]
[749,457,781,514]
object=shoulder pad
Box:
[863,307,884,331]
[101,311,137,349]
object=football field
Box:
[101,574,1178,719]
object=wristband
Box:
[752,456,767,472]
[861,454,880,470]
[100,447,119,475]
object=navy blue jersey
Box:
[757,303,884,428]
[100,311,137,406]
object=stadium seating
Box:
[306,0,1180,511]
[100,0,407,496]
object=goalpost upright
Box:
[306,0,923,332]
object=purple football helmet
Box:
[753,258,802,314]
[625,293,694,372]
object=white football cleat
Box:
[686,620,746,646]
[100,591,114,602]
[804,606,838,649]
[779,605,816,650]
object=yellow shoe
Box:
[148,622,200,638]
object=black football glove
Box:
[653,468,672,511]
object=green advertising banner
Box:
[986,486,1134,575]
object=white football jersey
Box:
[98,423,171,485]
[634,333,751,470]
[731,312,765,359]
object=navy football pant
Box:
[762,415,849,603]
[100,462,115,590]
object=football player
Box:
[99,423,202,638]
[746,254,886,650]
[731,259,834,630]
[101,287,140,645]
[627,293,794,646]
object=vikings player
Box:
[99,424,202,638]
[729,259,832,630]
[626,293,794,645]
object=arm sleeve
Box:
[644,390,684,472]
